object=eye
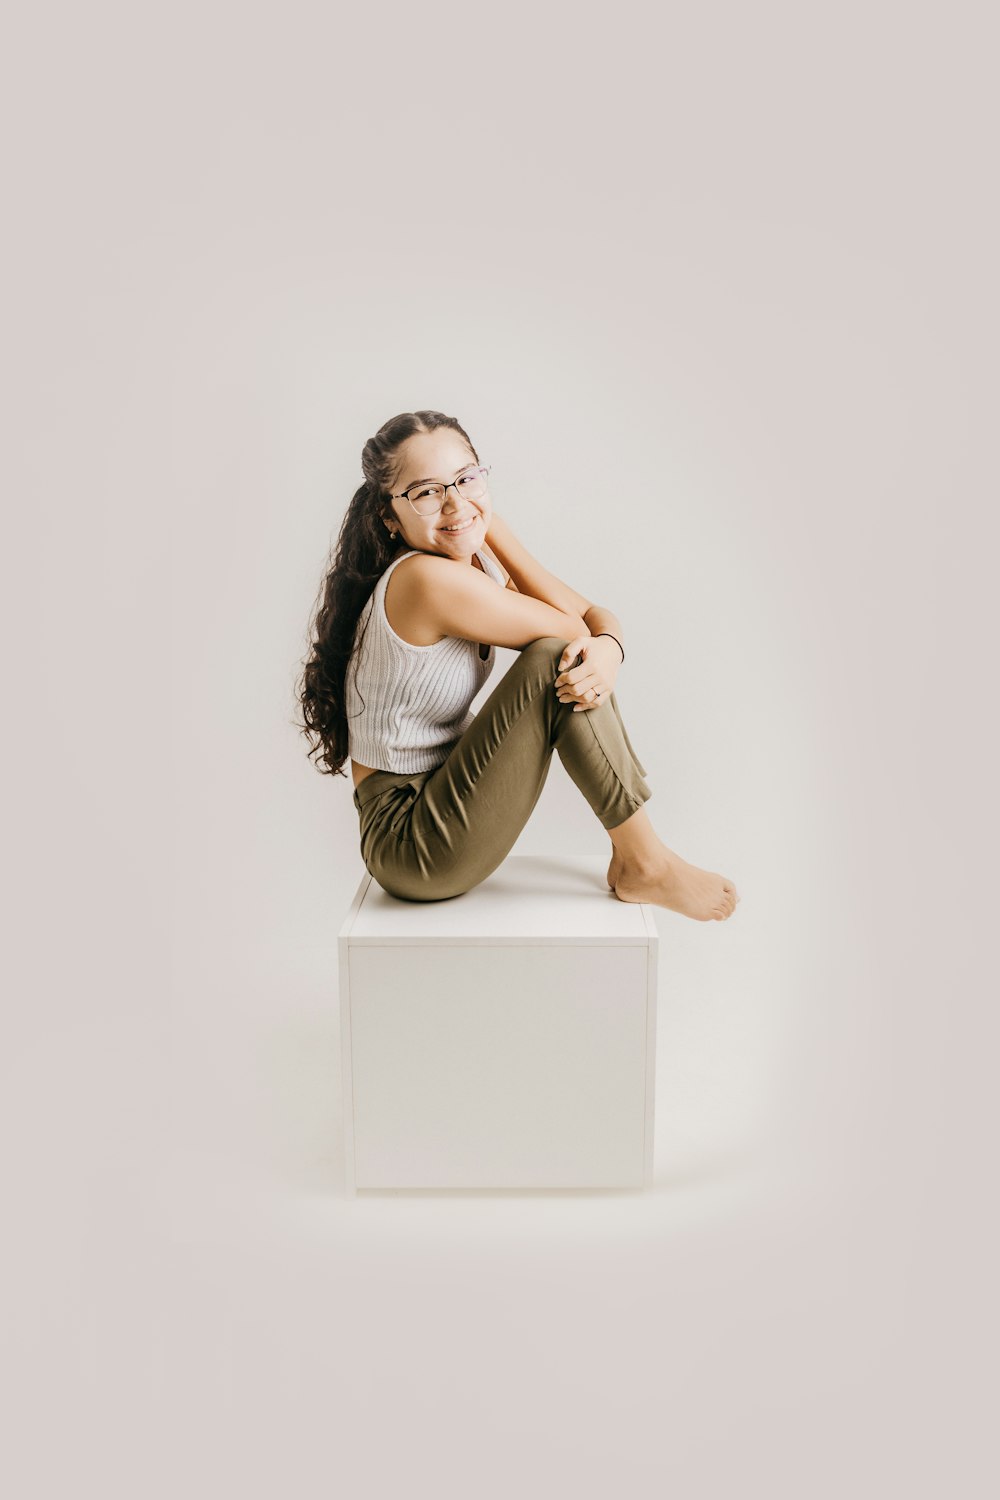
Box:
[457,469,477,486]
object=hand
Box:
[554,635,622,711]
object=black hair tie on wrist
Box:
[596,632,625,664]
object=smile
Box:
[440,516,477,534]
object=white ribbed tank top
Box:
[345,547,507,774]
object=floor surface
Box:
[4,844,991,1500]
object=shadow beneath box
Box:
[349,1184,646,1199]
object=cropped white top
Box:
[345,547,507,774]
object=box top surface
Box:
[341,855,656,944]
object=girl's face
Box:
[384,431,491,561]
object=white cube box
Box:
[338,855,659,1193]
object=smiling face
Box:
[383,430,491,562]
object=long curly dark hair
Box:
[294,409,481,779]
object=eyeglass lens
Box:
[409,467,487,515]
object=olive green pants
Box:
[352,636,652,902]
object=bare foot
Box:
[607,847,623,890]
[614,849,740,921]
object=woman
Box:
[296,409,739,919]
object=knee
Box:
[517,636,572,669]
[513,636,579,690]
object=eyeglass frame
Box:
[389,464,491,515]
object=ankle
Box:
[616,848,670,880]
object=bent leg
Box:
[361,637,652,901]
[555,686,652,829]
[609,690,648,777]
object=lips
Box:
[439,515,478,534]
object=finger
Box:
[571,683,611,710]
[556,672,601,703]
[562,669,602,695]
[556,658,591,689]
[556,640,585,675]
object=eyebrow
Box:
[404,462,475,489]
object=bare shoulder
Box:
[383,549,506,645]
[382,552,448,645]
[392,545,509,587]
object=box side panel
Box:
[339,936,356,1196]
[644,937,658,1187]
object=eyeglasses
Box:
[391,465,491,517]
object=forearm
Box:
[583,605,625,659]
[486,514,593,622]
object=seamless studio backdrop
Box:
[3,2,997,1496]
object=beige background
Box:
[3,2,997,1495]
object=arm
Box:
[406,554,590,650]
[484,513,594,620]
[580,604,625,659]
[485,514,625,660]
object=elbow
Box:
[553,614,589,642]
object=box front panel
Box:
[349,944,650,1189]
